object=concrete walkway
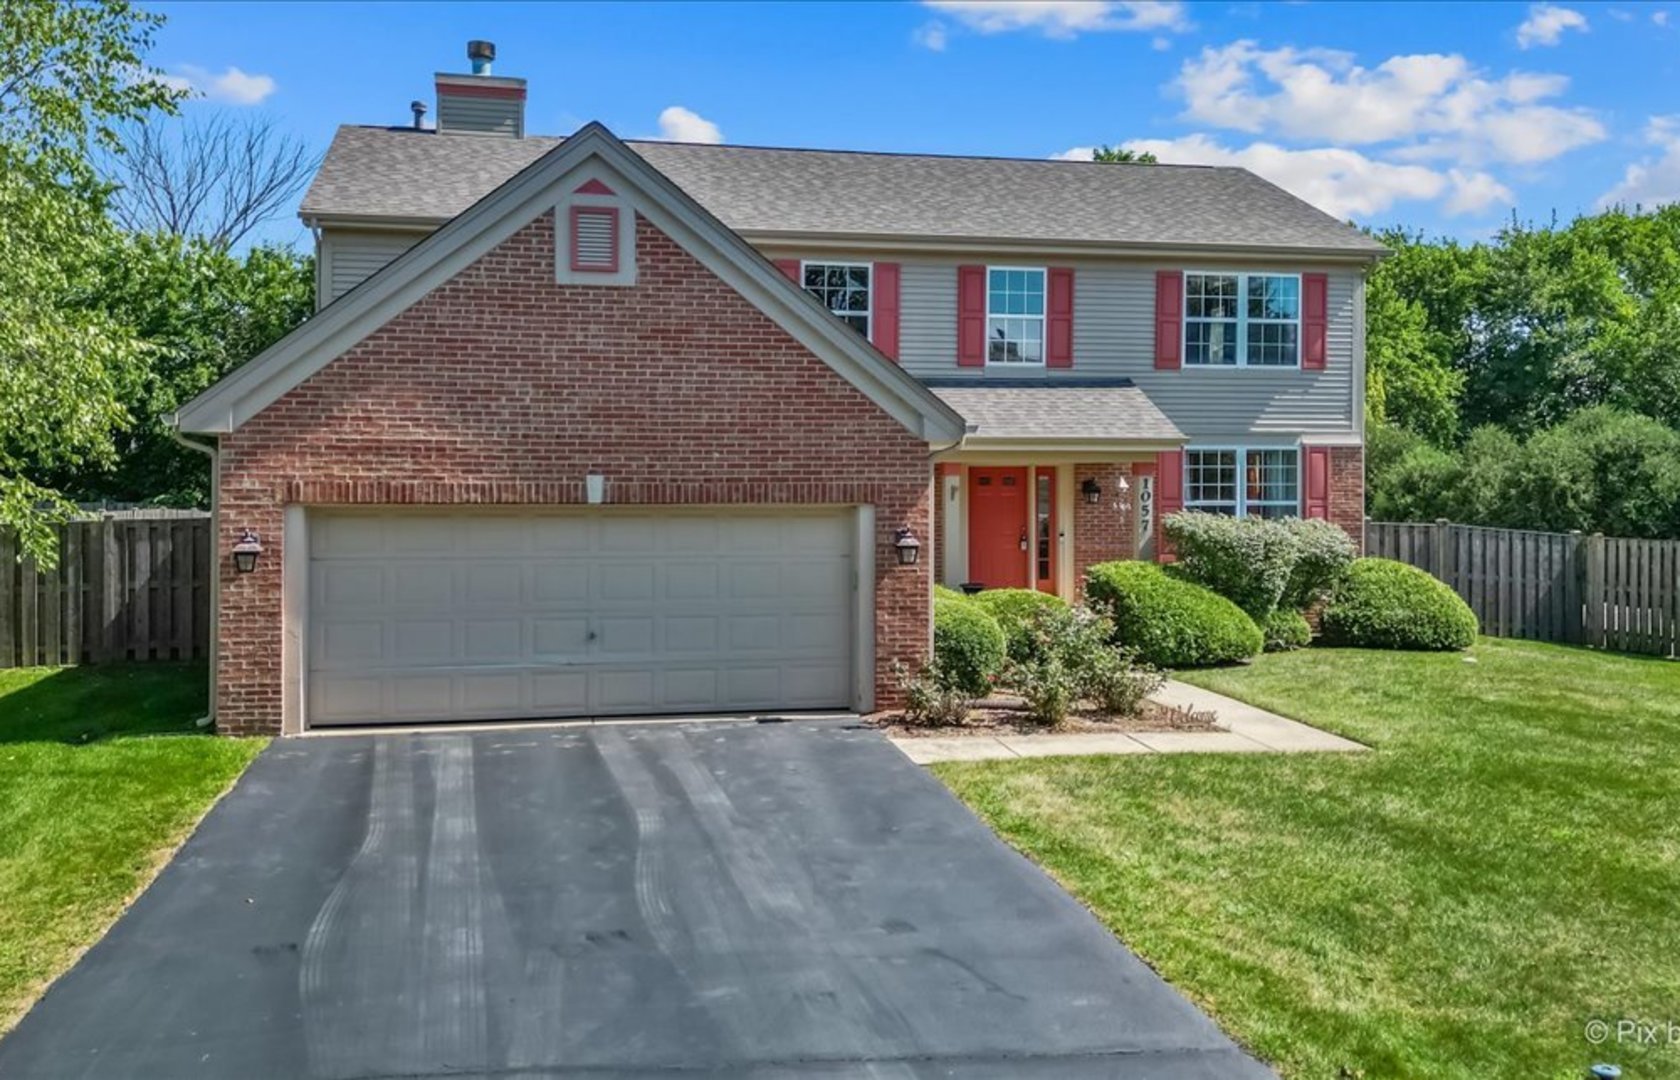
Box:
[893,679,1365,764]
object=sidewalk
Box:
[892,679,1366,765]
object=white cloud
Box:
[912,20,949,50]
[922,1,1189,38]
[1172,41,1604,165]
[1655,9,1671,25]
[1516,4,1588,48]
[1599,116,1680,209]
[1067,133,1512,219]
[158,64,276,105]
[654,105,723,144]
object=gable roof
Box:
[175,123,966,441]
[929,380,1184,447]
[302,126,1387,258]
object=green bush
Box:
[1083,644,1166,715]
[1002,605,1111,726]
[932,592,1006,695]
[1164,511,1299,619]
[893,661,972,726]
[1280,517,1358,609]
[1084,561,1263,668]
[971,588,1070,664]
[1321,558,1478,650]
[1261,608,1313,652]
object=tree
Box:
[0,0,181,562]
[105,111,319,247]
[1090,145,1157,164]
[1364,270,1463,444]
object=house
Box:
[175,43,1384,736]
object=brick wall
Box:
[1072,463,1136,592]
[1328,445,1365,551]
[215,211,932,735]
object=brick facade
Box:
[1072,463,1137,591]
[215,212,932,735]
[1328,445,1365,551]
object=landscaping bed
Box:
[872,695,1218,738]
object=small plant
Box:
[893,661,973,726]
[1084,645,1166,715]
[933,592,1007,696]
[970,588,1070,664]
[1002,605,1162,725]
[1261,608,1313,652]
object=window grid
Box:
[1184,273,1302,368]
[802,262,871,337]
[1185,448,1301,519]
[987,267,1045,365]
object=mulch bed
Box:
[869,696,1221,739]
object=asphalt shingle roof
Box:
[301,126,1387,255]
[930,382,1185,443]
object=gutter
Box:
[169,421,219,730]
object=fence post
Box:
[1584,532,1606,648]
[1433,518,1450,582]
[1566,530,1583,644]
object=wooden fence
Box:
[0,513,212,669]
[1366,519,1680,657]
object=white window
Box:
[1185,273,1301,367]
[987,267,1045,364]
[1184,447,1300,519]
[802,262,870,337]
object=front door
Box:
[968,467,1029,589]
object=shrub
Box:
[1321,558,1478,650]
[1164,511,1299,619]
[1279,517,1358,609]
[1002,605,1112,726]
[894,662,972,726]
[1083,645,1166,715]
[1261,608,1312,652]
[1084,561,1263,668]
[932,592,1006,695]
[971,588,1070,664]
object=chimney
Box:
[435,39,526,138]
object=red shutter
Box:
[1155,449,1184,561]
[1154,270,1183,370]
[873,262,901,362]
[1302,272,1328,370]
[1305,446,1331,519]
[1047,267,1074,368]
[957,264,986,367]
[774,259,801,283]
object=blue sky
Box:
[150,0,1680,250]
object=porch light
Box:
[1082,477,1102,504]
[893,526,922,566]
[231,529,263,574]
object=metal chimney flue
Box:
[467,40,495,76]
[410,99,427,129]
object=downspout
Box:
[169,422,219,730]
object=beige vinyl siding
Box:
[319,229,427,306]
[437,95,523,138]
[761,248,1363,440]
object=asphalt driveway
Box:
[0,720,1272,1078]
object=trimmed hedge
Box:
[970,588,1071,664]
[1280,517,1358,609]
[1321,558,1478,650]
[932,592,1006,694]
[1261,608,1313,652]
[1163,511,1297,619]
[1084,561,1263,668]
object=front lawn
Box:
[0,664,264,1033]
[936,639,1680,1080]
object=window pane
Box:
[801,263,869,339]
[1187,320,1238,365]
[1186,450,1238,512]
[1248,275,1300,320]
[987,316,1044,363]
[1247,322,1298,366]
[1187,274,1239,319]
[1246,449,1299,517]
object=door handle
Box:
[1019,531,1029,551]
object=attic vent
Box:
[570,206,619,273]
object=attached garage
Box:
[300,508,864,728]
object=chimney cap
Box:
[467,40,495,63]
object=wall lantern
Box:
[1082,477,1103,505]
[893,526,922,566]
[231,529,263,574]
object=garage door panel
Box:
[307,510,853,726]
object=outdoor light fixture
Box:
[893,526,921,566]
[231,529,263,574]
[1082,477,1102,504]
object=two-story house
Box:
[175,44,1384,735]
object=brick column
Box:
[1329,446,1364,552]
[1072,463,1135,595]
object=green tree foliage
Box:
[0,0,181,561]
[1090,145,1158,163]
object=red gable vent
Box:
[570,206,619,273]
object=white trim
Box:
[281,505,308,735]
[853,505,876,713]
[984,265,1047,368]
[1183,444,1302,519]
[177,123,963,443]
[798,259,873,340]
[1182,271,1303,370]
[941,471,965,590]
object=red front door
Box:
[968,467,1029,589]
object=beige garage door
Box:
[306,509,855,726]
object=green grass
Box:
[935,639,1680,1080]
[0,664,264,1033]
